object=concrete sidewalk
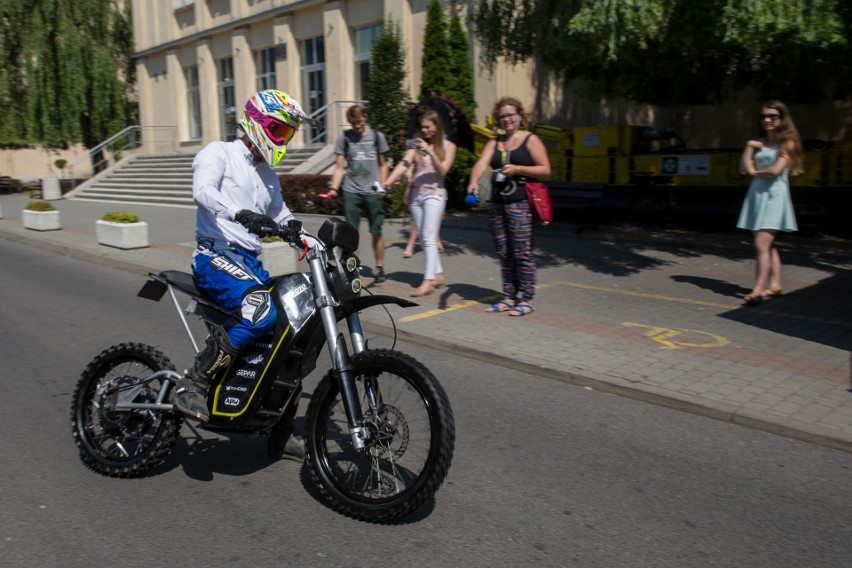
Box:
[2,192,851,451]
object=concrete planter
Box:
[41,178,61,200]
[96,219,149,249]
[22,209,60,231]
[259,241,299,275]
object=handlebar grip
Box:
[276,219,303,245]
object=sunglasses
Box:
[760,113,781,121]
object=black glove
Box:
[235,210,277,237]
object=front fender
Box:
[338,294,418,318]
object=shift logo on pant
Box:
[211,256,254,281]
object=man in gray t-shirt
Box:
[328,104,390,281]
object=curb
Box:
[4,221,851,455]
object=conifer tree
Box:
[366,18,409,216]
[367,18,408,164]
[419,0,451,100]
[446,5,476,114]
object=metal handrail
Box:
[67,125,177,189]
[305,100,367,146]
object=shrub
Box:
[100,211,139,223]
[26,200,57,212]
[445,147,477,211]
[278,174,341,216]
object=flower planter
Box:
[96,219,149,249]
[22,209,60,231]
[260,241,299,275]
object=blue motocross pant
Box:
[192,244,276,349]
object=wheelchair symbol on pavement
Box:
[623,323,729,350]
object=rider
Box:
[173,89,311,461]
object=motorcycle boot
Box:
[173,328,240,421]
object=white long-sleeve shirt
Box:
[192,139,295,252]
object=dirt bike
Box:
[70,217,455,522]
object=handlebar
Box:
[269,219,303,245]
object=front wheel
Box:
[306,349,455,522]
[71,343,183,477]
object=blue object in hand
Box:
[465,192,480,206]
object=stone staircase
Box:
[69,147,323,207]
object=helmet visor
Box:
[265,119,296,145]
[246,103,298,146]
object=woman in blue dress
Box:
[737,100,803,304]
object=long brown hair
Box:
[416,107,445,162]
[761,100,804,175]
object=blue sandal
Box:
[485,299,514,313]
[508,302,535,317]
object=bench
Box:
[546,181,604,233]
[0,176,13,194]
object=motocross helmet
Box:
[240,90,305,167]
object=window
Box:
[218,57,236,141]
[301,36,326,143]
[354,24,381,101]
[185,65,201,140]
[255,47,276,91]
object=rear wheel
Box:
[306,349,455,522]
[71,343,182,477]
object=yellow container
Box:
[571,157,610,184]
[531,123,571,182]
[573,126,651,157]
[472,123,496,157]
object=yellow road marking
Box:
[400,295,501,322]
[623,322,729,350]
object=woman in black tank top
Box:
[466,97,551,316]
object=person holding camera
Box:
[327,104,390,282]
[384,107,457,297]
[467,96,551,317]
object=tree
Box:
[0,0,134,148]
[446,4,476,114]
[419,0,451,100]
[473,0,852,105]
[366,18,409,216]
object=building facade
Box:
[132,0,534,154]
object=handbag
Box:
[523,181,553,225]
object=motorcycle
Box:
[70,216,455,522]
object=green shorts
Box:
[342,191,385,234]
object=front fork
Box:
[307,251,370,449]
